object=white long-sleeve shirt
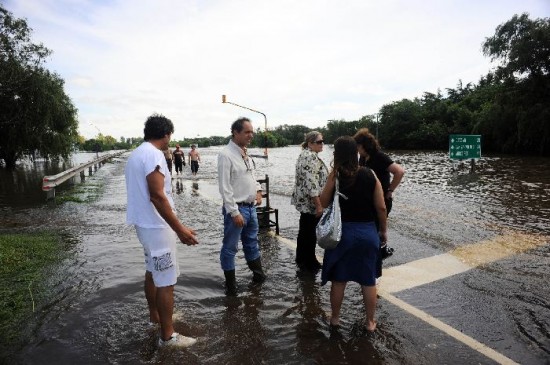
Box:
[217,140,261,217]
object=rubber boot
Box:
[247,258,267,283]
[224,270,237,296]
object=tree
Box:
[379,99,423,149]
[272,124,312,145]
[0,5,78,168]
[482,13,550,155]
[483,13,550,80]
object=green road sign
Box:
[449,134,481,160]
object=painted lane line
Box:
[378,289,519,365]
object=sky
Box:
[3,0,549,141]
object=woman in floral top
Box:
[291,131,328,272]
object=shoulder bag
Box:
[316,177,348,249]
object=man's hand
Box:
[255,191,263,206]
[379,231,388,245]
[176,226,199,245]
[232,214,245,227]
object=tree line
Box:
[1,7,549,169]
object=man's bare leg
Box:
[144,271,159,323]
[157,285,175,340]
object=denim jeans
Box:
[220,205,260,271]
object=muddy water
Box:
[1,147,549,364]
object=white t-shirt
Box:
[125,141,174,228]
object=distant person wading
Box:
[188,144,201,176]
[172,145,186,176]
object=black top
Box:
[360,150,393,192]
[338,167,376,222]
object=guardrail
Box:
[42,151,125,200]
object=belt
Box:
[236,201,255,207]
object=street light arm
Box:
[222,95,269,157]
[224,101,267,129]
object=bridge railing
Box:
[42,151,125,200]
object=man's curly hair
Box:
[143,113,174,141]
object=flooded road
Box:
[1,147,549,364]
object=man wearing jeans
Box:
[217,117,266,296]
[125,114,198,348]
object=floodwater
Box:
[1,147,549,364]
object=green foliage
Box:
[0,231,71,357]
[0,5,79,168]
[379,99,424,149]
[483,13,550,79]
[271,124,312,145]
[324,119,370,143]
[480,13,550,154]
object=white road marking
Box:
[378,289,520,365]
[380,253,470,293]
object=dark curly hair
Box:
[353,128,380,156]
[143,113,174,141]
[333,136,359,179]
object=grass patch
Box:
[56,180,104,204]
[0,231,71,357]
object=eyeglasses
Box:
[313,140,324,144]
[242,154,256,172]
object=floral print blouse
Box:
[291,148,329,214]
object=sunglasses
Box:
[313,140,324,144]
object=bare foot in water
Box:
[366,320,377,332]
[329,316,340,327]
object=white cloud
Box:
[4,0,549,139]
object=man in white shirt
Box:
[125,114,198,348]
[217,117,266,296]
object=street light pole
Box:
[89,122,102,158]
[222,95,268,158]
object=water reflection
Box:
[221,292,267,365]
[294,273,326,361]
[191,181,200,196]
[175,180,183,194]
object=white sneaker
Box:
[158,332,197,348]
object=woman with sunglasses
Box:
[291,131,328,272]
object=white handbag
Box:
[316,177,348,249]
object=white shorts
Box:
[135,226,180,287]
